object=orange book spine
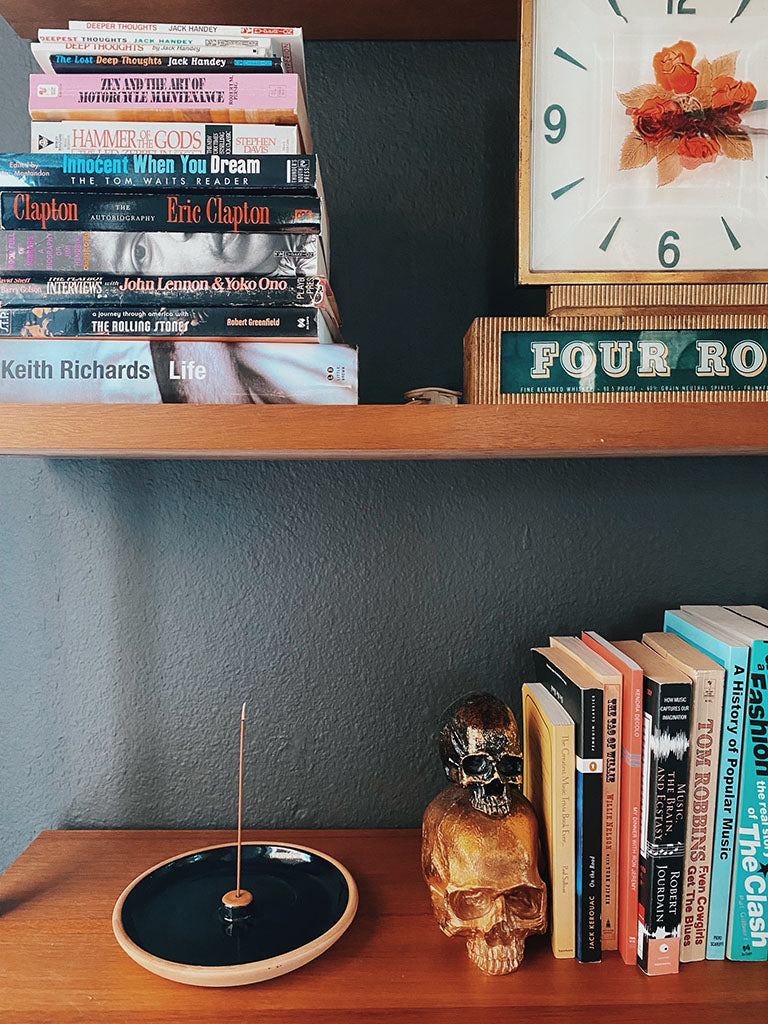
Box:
[582,632,644,966]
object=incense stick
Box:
[236,701,246,897]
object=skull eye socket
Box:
[497,754,523,780]
[505,886,545,922]
[449,889,496,921]
[460,754,494,779]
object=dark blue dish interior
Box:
[120,844,350,967]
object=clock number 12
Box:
[667,0,696,12]
[543,104,566,144]
[659,230,681,268]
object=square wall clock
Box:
[519,0,768,283]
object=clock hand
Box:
[731,0,753,22]
[607,0,628,22]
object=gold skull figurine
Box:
[422,693,547,974]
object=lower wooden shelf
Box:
[0,829,765,1024]
[0,401,767,459]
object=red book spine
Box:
[582,632,643,966]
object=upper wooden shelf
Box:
[0,829,765,1024]
[0,0,521,41]
[0,402,766,459]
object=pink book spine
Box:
[29,73,299,116]
[582,631,643,967]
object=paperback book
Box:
[0,337,357,404]
[63,23,307,91]
[0,192,323,235]
[522,682,576,959]
[31,122,301,155]
[0,154,321,193]
[29,74,313,151]
[33,40,279,74]
[681,606,768,962]
[44,55,284,75]
[663,608,749,959]
[532,645,603,963]
[0,231,326,277]
[0,274,337,313]
[642,632,725,963]
[614,641,692,977]
[550,636,622,952]
[582,631,644,966]
[0,305,340,343]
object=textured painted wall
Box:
[1,28,767,874]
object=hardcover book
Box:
[550,636,622,952]
[0,154,321,193]
[29,73,313,151]
[522,682,576,960]
[0,231,326,277]
[0,192,323,235]
[663,608,749,959]
[531,645,603,963]
[0,305,340,344]
[0,274,337,313]
[31,122,301,155]
[642,632,725,963]
[582,631,643,967]
[613,641,692,977]
[0,338,357,404]
[681,606,768,962]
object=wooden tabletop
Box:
[0,830,765,1023]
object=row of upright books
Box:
[0,21,357,404]
[522,605,768,975]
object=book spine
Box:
[727,639,768,961]
[602,682,621,951]
[0,274,330,309]
[29,72,300,118]
[0,306,334,341]
[663,610,749,959]
[0,193,321,234]
[0,338,357,404]
[49,55,283,74]
[0,231,323,276]
[637,679,692,976]
[31,123,301,156]
[531,651,603,962]
[0,154,318,193]
[554,722,576,958]
[681,669,724,963]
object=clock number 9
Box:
[543,104,566,144]
[666,0,696,12]
[658,230,681,269]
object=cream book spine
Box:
[522,682,576,959]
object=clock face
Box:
[521,0,768,281]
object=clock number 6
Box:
[543,104,566,144]
[658,230,681,269]
[666,0,696,12]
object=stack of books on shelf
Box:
[522,605,768,976]
[0,21,357,405]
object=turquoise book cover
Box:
[663,610,748,959]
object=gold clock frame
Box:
[517,0,768,286]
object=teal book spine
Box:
[663,611,748,959]
[727,639,768,961]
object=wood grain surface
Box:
[0,830,765,1024]
[1,402,767,459]
[0,1,520,41]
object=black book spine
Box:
[0,154,318,193]
[637,678,692,975]
[531,650,603,963]
[0,193,321,233]
[0,305,329,339]
[0,274,329,309]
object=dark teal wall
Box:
[1,30,767,873]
